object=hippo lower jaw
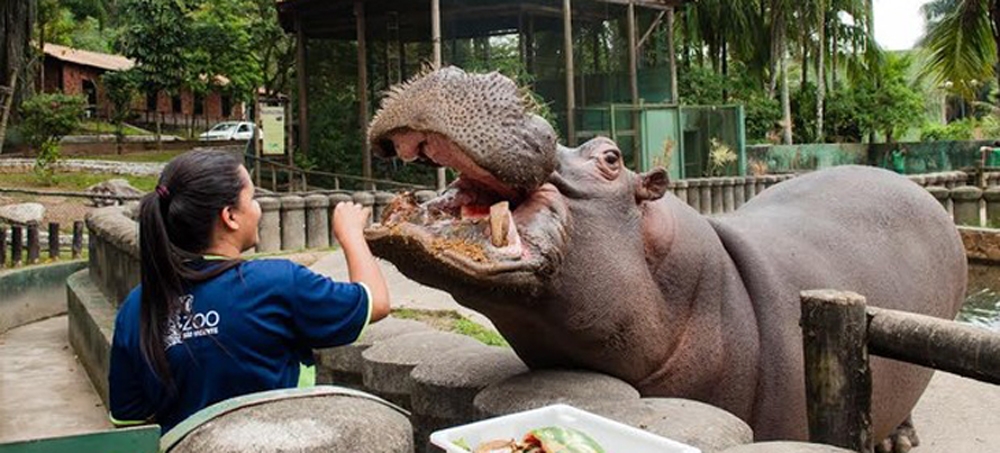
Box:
[364,134,569,292]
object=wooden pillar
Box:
[48,222,59,260]
[627,1,640,169]
[800,290,874,453]
[71,221,83,259]
[432,0,446,191]
[667,7,678,104]
[563,0,576,146]
[295,14,310,157]
[356,1,372,190]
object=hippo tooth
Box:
[490,201,511,248]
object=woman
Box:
[108,150,389,433]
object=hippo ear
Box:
[636,168,670,203]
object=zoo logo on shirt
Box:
[164,295,221,350]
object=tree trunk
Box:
[817,4,826,142]
[780,22,793,144]
[832,21,839,88]
[801,36,808,89]
[992,1,1000,107]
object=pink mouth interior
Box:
[378,130,543,261]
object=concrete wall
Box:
[0,261,86,334]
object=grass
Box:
[77,150,184,163]
[392,308,509,347]
[75,120,150,137]
[0,172,159,192]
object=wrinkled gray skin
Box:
[364,68,967,443]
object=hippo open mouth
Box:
[365,130,568,289]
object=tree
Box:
[0,0,37,152]
[20,93,86,184]
[920,0,1000,105]
[117,0,191,148]
[101,69,139,154]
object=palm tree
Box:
[919,0,1000,103]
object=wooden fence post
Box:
[72,221,84,259]
[11,225,22,266]
[26,223,39,265]
[48,222,60,260]
[800,289,874,453]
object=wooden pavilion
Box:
[277,0,692,189]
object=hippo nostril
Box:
[377,138,397,158]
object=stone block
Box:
[951,186,983,227]
[280,196,306,251]
[474,370,641,418]
[577,398,753,453]
[256,197,281,253]
[304,194,330,250]
[361,331,485,410]
[410,347,529,453]
[720,442,853,453]
[166,389,413,453]
[315,317,432,388]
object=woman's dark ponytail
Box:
[138,190,185,385]
[137,150,247,387]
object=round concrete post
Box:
[925,186,950,213]
[744,176,757,202]
[723,178,736,213]
[328,192,353,246]
[674,180,688,205]
[352,192,376,228]
[698,179,712,215]
[734,177,746,210]
[984,187,1000,227]
[304,194,330,250]
[710,179,724,215]
[280,196,306,251]
[685,180,700,211]
[256,197,281,253]
[755,175,767,194]
[951,186,982,226]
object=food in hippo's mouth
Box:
[379,179,526,262]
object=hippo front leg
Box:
[876,415,919,453]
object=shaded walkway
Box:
[0,316,110,443]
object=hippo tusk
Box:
[490,201,511,248]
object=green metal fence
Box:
[574,103,747,180]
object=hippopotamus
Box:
[363,67,967,448]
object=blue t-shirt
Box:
[108,259,371,433]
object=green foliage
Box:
[19,93,86,185]
[101,69,140,151]
[921,119,977,141]
[20,93,86,149]
[919,0,997,101]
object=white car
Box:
[199,122,260,141]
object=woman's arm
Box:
[333,202,390,322]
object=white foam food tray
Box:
[430,404,702,453]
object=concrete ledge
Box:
[315,317,432,388]
[361,331,484,410]
[577,398,753,453]
[0,260,86,334]
[721,442,853,452]
[474,370,641,418]
[67,269,117,406]
[164,387,413,453]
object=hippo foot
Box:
[876,415,920,453]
